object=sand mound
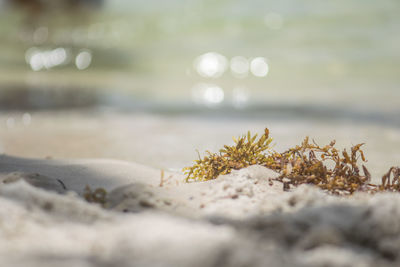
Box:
[1,155,400,266]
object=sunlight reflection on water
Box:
[250,57,269,77]
[194,52,227,78]
[230,56,249,78]
[24,46,93,71]
[75,50,92,70]
[25,47,68,71]
[191,83,224,106]
[232,87,249,108]
[191,52,269,107]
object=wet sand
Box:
[1,110,400,180]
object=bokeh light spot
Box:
[232,87,249,108]
[230,56,249,78]
[29,52,44,71]
[75,50,92,70]
[192,83,225,106]
[194,52,227,78]
[26,47,68,71]
[250,57,269,77]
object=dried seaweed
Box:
[83,185,108,206]
[377,167,400,192]
[183,127,400,195]
[270,137,370,195]
[183,129,273,182]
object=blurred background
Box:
[0,0,399,180]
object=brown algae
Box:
[183,128,400,195]
[183,128,273,182]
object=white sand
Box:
[1,154,400,266]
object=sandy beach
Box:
[1,0,400,265]
[1,1,400,265]
[1,153,400,267]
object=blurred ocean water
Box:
[0,0,399,109]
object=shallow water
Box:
[0,0,399,107]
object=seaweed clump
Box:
[83,185,108,207]
[183,129,273,182]
[183,128,400,195]
[270,137,371,195]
